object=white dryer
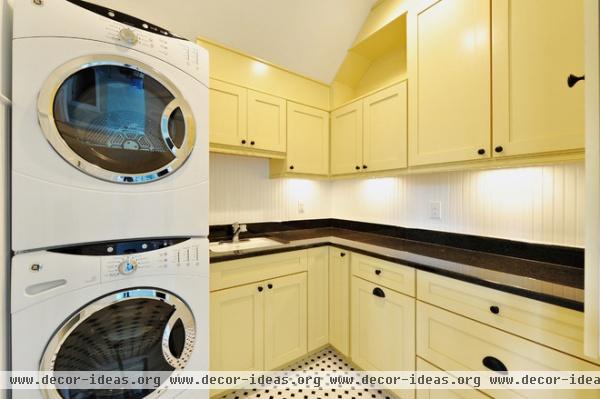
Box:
[11,0,209,251]
[11,237,209,399]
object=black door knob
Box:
[340,252,346,257]
[477,148,486,155]
[482,356,508,374]
[267,283,273,289]
[241,139,246,144]
[375,269,382,276]
[257,286,263,292]
[567,74,585,88]
[250,141,255,146]
[494,146,504,153]
[490,305,500,314]
[362,165,368,169]
[355,166,360,170]
[289,165,294,170]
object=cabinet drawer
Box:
[210,250,307,291]
[416,271,588,361]
[351,252,415,296]
[417,302,600,399]
[416,358,491,399]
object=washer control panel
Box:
[100,238,207,282]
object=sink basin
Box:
[209,237,284,253]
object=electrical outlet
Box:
[298,200,305,214]
[429,201,442,219]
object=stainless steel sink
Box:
[209,237,284,253]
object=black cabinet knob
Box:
[340,252,346,257]
[355,166,360,170]
[482,356,508,374]
[257,286,263,292]
[362,165,368,169]
[494,146,504,153]
[375,269,382,276]
[241,139,246,144]
[477,148,486,155]
[289,165,294,170]
[372,287,386,298]
[250,141,255,146]
[267,283,273,289]
[490,305,500,314]
[567,74,585,88]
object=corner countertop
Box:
[209,227,584,311]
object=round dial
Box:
[119,28,139,45]
[118,258,139,275]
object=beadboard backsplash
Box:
[210,153,585,247]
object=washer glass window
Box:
[40,289,196,399]
[38,57,196,183]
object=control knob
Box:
[118,258,139,275]
[119,28,139,45]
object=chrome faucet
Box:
[231,222,248,243]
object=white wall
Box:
[209,153,331,225]
[210,154,584,248]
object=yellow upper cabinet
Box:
[331,101,364,175]
[408,0,491,166]
[247,90,287,153]
[363,82,408,171]
[491,0,585,157]
[209,79,248,147]
[285,102,330,175]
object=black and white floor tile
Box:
[218,347,394,399]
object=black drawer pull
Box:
[375,269,382,276]
[340,252,346,257]
[372,287,386,298]
[490,305,500,314]
[567,74,585,88]
[257,286,263,292]
[482,356,508,374]
[267,283,273,289]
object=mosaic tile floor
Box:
[219,347,394,399]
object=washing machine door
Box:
[37,55,196,184]
[40,288,196,399]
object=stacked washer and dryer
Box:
[10,1,209,398]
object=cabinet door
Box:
[331,101,363,175]
[264,273,308,370]
[351,277,415,372]
[286,102,330,175]
[247,90,287,152]
[307,247,329,351]
[408,0,491,166]
[328,248,350,356]
[363,82,408,172]
[492,0,584,157]
[210,283,264,371]
[209,79,247,147]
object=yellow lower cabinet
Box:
[329,247,351,356]
[264,273,308,370]
[351,276,415,399]
[210,282,264,371]
[307,247,329,351]
[416,358,491,399]
[416,301,600,399]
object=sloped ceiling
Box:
[87,0,377,83]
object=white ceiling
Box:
[87,0,376,83]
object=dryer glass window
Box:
[41,289,196,399]
[47,62,195,183]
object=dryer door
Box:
[37,55,196,184]
[40,288,196,399]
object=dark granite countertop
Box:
[209,226,584,311]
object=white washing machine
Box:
[11,0,209,252]
[11,237,209,399]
